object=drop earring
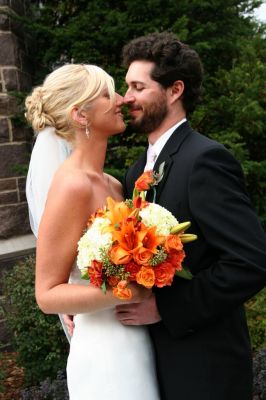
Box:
[85,123,90,139]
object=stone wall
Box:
[0,0,32,238]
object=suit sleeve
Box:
[122,170,129,199]
[155,146,266,338]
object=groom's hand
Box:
[115,294,161,325]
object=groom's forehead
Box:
[125,60,154,83]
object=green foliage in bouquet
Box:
[2,256,69,386]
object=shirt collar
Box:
[147,118,187,159]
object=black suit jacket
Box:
[124,122,266,400]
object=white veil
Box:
[26,126,72,341]
[26,126,72,236]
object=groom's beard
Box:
[128,92,168,134]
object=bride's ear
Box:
[71,106,87,127]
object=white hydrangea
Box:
[77,217,112,269]
[139,203,178,236]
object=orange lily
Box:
[136,224,165,254]
[104,197,133,234]
[112,218,141,252]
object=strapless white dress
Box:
[67,266,160,400]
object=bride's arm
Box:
[35,172,147,315]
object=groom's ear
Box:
[71,106,87,127]
[168,80,184,104]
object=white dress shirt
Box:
[144,118,187,171]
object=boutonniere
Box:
[133,161,165,203]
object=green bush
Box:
[2,256,69,386]
[245,288,266,353]
[0,353,6,393]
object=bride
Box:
[25,64,160,399]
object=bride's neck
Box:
[72,133,108,174]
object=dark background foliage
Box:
[19,0,266,225]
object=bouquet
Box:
[77,167,197,299]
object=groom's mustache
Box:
[122,104,142,112]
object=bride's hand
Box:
[63,314,75,337]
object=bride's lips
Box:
[115,110,124,118]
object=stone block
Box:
[19,188,26,202]
[10,14,24,37]
[18,176,26,202]
[0,203,31,238]
[12,124,30,141]
[3,68,18,91]
[10,0,25,16]
[0,142,30,179]
[0,33,19,66]
[0,10,10,30]
[0,117,9,142]
[0,94,19,115]
[0,190,18,205]
[0,178,16,191]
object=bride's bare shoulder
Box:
[48,167,92,203]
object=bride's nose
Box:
[115,93,124,105]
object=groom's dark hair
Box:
[122,31,203,113]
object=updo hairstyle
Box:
[25,64,115,141]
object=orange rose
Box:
[167,250,185,271]
[133,247,154,266]
[136,266,155,289]
[154,261,175,288]
[109,244,132,265]
[88,260,103,287]
[135,171,154,191]
[125,261,141,281]
[113,280,132,300]
[164,235,183,253]
[107,275,120,287]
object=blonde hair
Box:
[25,64,115,141]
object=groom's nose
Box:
[123,90,135,104]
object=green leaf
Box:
[101,281,107,294]
[132,187,139,200]
[175,266,193,280]
[157,161,165,183]
[81,270,89,280]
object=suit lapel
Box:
[129,122,192,201]
[152,121,191,201]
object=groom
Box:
[115,32,266,400]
